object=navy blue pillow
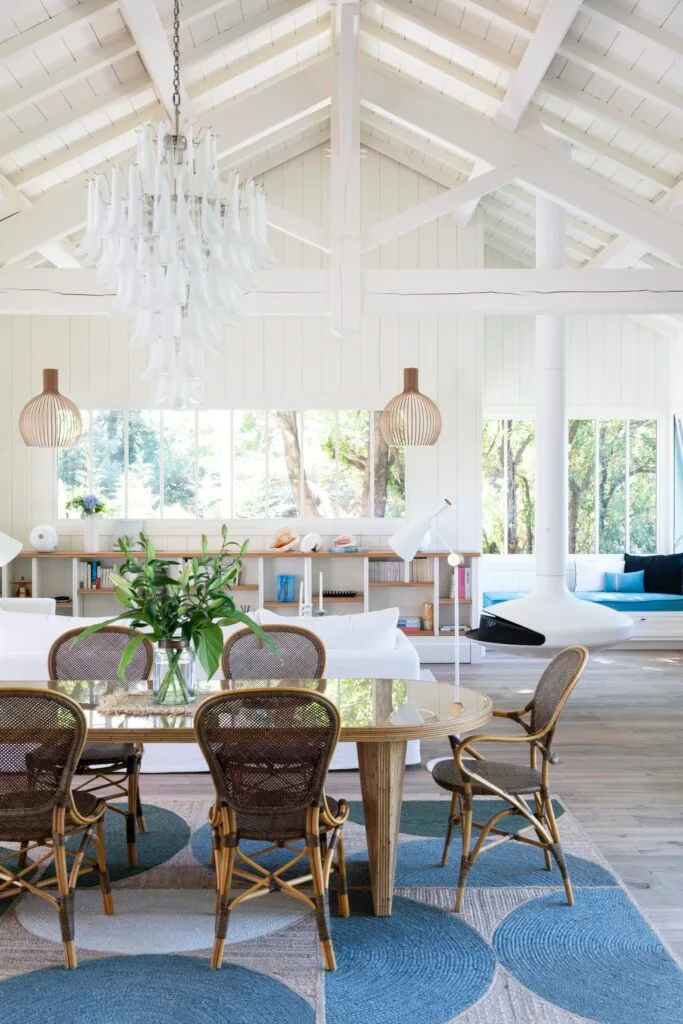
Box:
[623,553,683,595]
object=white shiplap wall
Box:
[0,144,673,558]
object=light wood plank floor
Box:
[141,650,683,959]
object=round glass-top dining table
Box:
[34,676,492,916]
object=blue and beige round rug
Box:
[0,797,681,1024]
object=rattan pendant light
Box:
[380,368,442,446]
[19,369,82,449]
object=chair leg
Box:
[92,818,114,916]
[534,793,553,871]
[543,792,574,906]
[211,842,235,970]
[135,766,146,834]
[17,843,29,871]
[54,842,77,970]
[454,792,473,914]
[335,832,350,918]
[441,792,460,867]
[308,839,336,971]
[126,762,138,868]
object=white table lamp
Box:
[389,499,463,697]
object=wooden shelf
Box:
[56,601,73,608]
[24,549,482,560]
[399,629,435,637]
[264,596,363,607]
[439,598,472,605]
[233,585,258,591]
[78,589,115,595]
[369,581,434,587]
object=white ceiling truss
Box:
[0,0,682,337]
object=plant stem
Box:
[155,649,191,704]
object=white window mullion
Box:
[88,410,94,494]
[369,410,375,517]
[123,411,129,518]
[159,411,165,519]
[299,411,305,516]
[335,411,340,517]
[594,420,600,554]
[624,419,631,553]
[194,410,200,519]
[265,410,270,518]
[503,420,509,554]
[228,410,234,520]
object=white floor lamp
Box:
[389,498,463,700]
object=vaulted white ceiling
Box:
[1,0,683,299]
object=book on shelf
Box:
[449,567,472,601]
[78,561,115,591]
[369,559,433,584]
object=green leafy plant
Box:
[66,493,110,516]
[75,526,276,699]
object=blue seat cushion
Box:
[482,591,683,613]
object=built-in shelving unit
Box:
[3,548,481,664]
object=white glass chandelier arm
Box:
[105,166,125,235]
[129,309,153,348]
[126,165,143,237]
[137,123,156,193]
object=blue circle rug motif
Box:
[0,954,315,1024]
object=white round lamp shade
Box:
[29,525,58,552]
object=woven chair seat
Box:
[78,742,139,769]
[433,758,542,796]
[234,797,342,842]
[0,790,102,841]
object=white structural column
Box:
[330,0,361,336]
[535,196,568,591]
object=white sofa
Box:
[0,606,422,772]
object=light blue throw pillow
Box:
[603,570,645,593]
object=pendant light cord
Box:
[172,0,181,138]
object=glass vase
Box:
[153,640,196,705]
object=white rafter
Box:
[363,62,683,265]
[119,0,193,121]
[582,0,683,65]
[495,0,583,132]
[0,0,119,63]
[330,0,361,337]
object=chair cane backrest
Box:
[530,646,588,739]
[0,689,86,827]
[48,626,154,682]
[194,688,340,819]
[221,625,326,681]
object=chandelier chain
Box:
[172,0,181,137]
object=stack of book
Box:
[409,559,432,582]
[398,615,424,634]
[78,561,115,590]
[369,560,403,583]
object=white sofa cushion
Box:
[257,607,399,650]
[574,555,625,592]
[0,598,56,615]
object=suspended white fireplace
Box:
[469,196,633,656]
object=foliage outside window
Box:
[482,418,657,555]
[58,410,405,520]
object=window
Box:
[483,418,657,555]
[59,409,405,520]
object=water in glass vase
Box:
[153,640,196,705]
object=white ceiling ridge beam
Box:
[375,0,517,71]
[361,23,675,192]
[544,77,683,159]
[119,0,193,121]
[586,178,683,270]
[0,36,139,120]
[363,163,519,251]
[0,268,328,316]
[10,101,164,191]
[0,73,151,162]
[266,202,329,252]
[363,267,683,315]
[582,0,683,65]
[362,62,683,264]
[495,0,583,131]
[188,17,330,103]
[0,64,329,265]
[180,0,314,66]
[360,18,504,101]
[0,0,119,63]
[330,0,361,337]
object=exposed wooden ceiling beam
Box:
[119,0,193,121]
[582,0,683,65]
[495,0,583,131]
[180,0,313,66]
[363,61,683,264]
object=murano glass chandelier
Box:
[78,0,274,408]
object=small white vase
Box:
[84,514,101,552]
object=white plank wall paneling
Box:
[0,146,673,557]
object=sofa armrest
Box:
[0,597,56,615]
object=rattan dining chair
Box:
[0,688,113,969]
[48,625,154,868]
[433,645,588,913]
[195,687,349,971]
[221,624,326,681]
